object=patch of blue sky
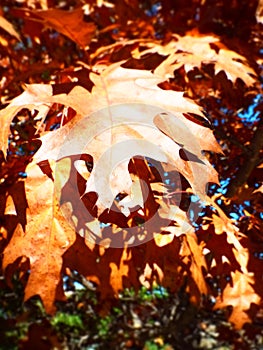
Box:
[146,285,168,298]
[238,94,261,124]
[216,198,222,205]
[254,251,263,260]
[15,146,26,156]
[215,177,230,195]
[213,119,219,126]
[100,222,111,228]
[191,194,202,203]
[14,41,26,51]
[74,281,85,290]
[229,212,240,221]
[145,2,161,17]
[165,178,170,185]
[18,171,27,178]
[63,274,86,291]
[219,107,232,117]
[228,202,254,223]
[189,195,206,224]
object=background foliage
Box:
[0,0,262,349]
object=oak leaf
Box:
[0,63,220,214]
[182,233,208,302]
[35,64,220,213]
[0,85,51,157]
[14,7,96,48]
[215,271,260,329]
[0,15,21,41]
[3,161,75,313]
[131,32,256,85]
[0,62,221,313]
[202,208,261,328]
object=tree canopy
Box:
[0,0,262,349]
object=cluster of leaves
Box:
[0,0,263,348]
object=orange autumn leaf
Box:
[215,271,259,329]
[15,7,96,48]
[3,161,76,313]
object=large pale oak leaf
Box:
[0,64,221,214]
[34,64,221,212]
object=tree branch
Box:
[225,118,263,198]
[214,128,250,154]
